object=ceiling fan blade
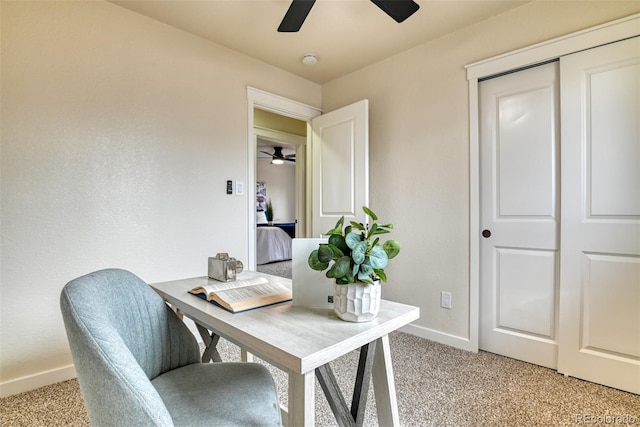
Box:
[260,150,274,156]
[278,0,316,32]
[370,0,420,23]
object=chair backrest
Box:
[60,269,201,426]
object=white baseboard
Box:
[0,364,77,398]
[400,323,478,353]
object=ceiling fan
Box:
[260,147,296,164]
[278,0,420,32]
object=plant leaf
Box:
[345,232,363,249]
[308,250,329,271]
[349,221,365,231]
[352,241,367,264]
[383,240,401,259]
[358,263,374,277]
[374,269,387,282]
[362,206,378,221]
[328,244,344,258]
[369,246,388,269]
[344,268,355,283]
[358,274,374,284]
[326,216,344,235]
[370,228,390,236]
[333,256,351,279]
[328,234,349,254]
[317,245,334,263]
[369,223,378,236]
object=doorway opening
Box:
[254,109,306,278]
[245,87,322,271]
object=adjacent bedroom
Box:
[255,132,299,279]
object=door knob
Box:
[482,229,491,238]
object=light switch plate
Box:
[440,291,452,309]
[236,181,244,196]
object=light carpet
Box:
[257,260,292,279]
[2,331,639,426]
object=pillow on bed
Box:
[256,210,268,224]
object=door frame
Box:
[246,87,322,270]
[465,14,639,352]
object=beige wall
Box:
[254,109,307,137]
[0,1,320,394]
[256,160,296,224]
[321,2,640,343]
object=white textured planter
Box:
[333,281,381,322]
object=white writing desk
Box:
[150,273,419,427]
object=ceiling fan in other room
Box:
[278,0,420,32]
[260,147,296,164]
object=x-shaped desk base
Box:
[314,341,377,427]
[196,324,222,363]
[197,326,377,427]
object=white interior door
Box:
[479,62,560,369]
[558,37,640,394]
[310,100,369,237]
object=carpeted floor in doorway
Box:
[257,260,292,279]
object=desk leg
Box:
[195,324,222,363]
[287,371,315,427]
[241,348,254,363]
[372,335,400,426]
[315,342,376,427]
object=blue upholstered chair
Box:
[60,269,282,427]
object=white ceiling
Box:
[110,0,530,84]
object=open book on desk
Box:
[189,273,292,313]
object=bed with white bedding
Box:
[256,226,292,265]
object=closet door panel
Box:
[479,62,560,369]
[558,36,640,395]
[589,62,640,217]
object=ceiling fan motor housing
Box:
[260,146,296,163]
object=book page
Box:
[194,277,269,294]
[214,282,290,304]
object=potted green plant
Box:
[307,206,400,322]
[265,199,274,224]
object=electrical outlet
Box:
[440,291,452,309]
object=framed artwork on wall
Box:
[257,181,267,211]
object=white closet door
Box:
[479,62,560,369]
[558,36,640,394]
